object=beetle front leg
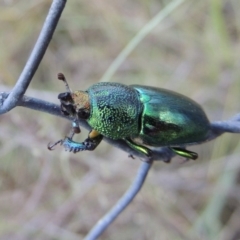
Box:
[48,129,103,153]
[62,129,103,153]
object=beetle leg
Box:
[48,129,103,153]
[71,119,81,134]
[125,138,152,159]
[61,129,103,153]
[170,147,198,160]
[65,120,80,140]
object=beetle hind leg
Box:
[125,138,152,161]
[170,147,198,160]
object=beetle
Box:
[48,73,210,161]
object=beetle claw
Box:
[48,140,63,150]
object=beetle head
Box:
[71,90,90,120]
[57,73,90,120]
[58,92,76,117]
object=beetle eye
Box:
[78,109,90,119]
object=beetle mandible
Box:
[48,73,210,161]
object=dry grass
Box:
[0,0,240,239]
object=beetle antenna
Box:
[58,73,72,93]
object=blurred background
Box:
[0,0,240,239]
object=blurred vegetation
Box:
[0,0,240,239]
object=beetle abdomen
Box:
[87,82,142,139]
[133,85,210,146]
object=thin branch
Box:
[0,0,66,114]
[1,92,240,162]
[211,119,240,135]
[84,161,152,240]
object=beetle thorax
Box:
[86,82,143,140]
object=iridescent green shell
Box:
[87,82,142,139]
[86,82,210,146]
[132,85,210,146]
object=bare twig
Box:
[84,161,153,240]
[0,92,240,161]
[0,0,66,114]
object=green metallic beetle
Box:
[48,73,210,160]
